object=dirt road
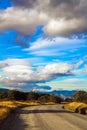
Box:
[0,105,87,130]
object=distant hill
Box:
[50,90,76,97]
[0,88,76,97]
[38,90,76,97]
[0,88,9,92]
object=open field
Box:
[64,102,87,114]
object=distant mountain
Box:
[0,88,76,97]
[0,88,9,92]
[49,90,76,97]
[38,90,76,97]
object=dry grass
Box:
[43,102,56,105]
[0,100,57,123]
[0,107,10,123]
[0,100,40,123]
[0,100,40,108]
[64,102,87,114]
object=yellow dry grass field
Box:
[64,102,87,114]
[0,100,40,108]
[0,100,40,123]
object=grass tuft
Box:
[64,102,87,114]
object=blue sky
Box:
[0,0,87,91]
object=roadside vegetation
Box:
[0,90,62,103]
[0,90,62,123]
[64,102,87,114]
[64,91,87,114]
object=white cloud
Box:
[0,62,8,68]
[24,37,85,57]
[26,37,84,50]
[45,78,87,91]
[4,58,31,66]
[0,58,73,89]
[0,0,87,36]
[40,63,72,76]
[0,7,49,35]
[43,19,81,36]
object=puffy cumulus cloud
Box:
[43,19,86,36]
[0,7,49,35]
[0,58,73,89]
[37,63,72,81]
[0,0,87,36]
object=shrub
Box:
[72,91,87,103]
[27,92,39,101]
[7,90,27,101]
[0,92,8,100]
[64,102,87,115]
[79,107,86,115]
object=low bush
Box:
[64,102,87,115]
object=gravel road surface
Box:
[0,105,87,130]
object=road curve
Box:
[0,105,87,130]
